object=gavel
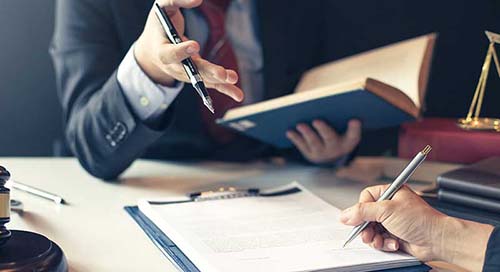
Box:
[0,165,10,245]
[0,165,68,271]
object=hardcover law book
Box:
[399,118,500,164]
[437,189,500,214]
[437,157,500,201]
[217,34,437,148]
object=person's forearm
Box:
[436,216,494,271]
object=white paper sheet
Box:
[139,182,420,272]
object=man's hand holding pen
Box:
[134,0,243,102]
[134,0,361,165]
[340,185,494,271]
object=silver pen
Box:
[154,2,215,113]
[9,180,66,205]
[342,145,432,248]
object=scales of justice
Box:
[457,31,500,131]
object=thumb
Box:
[156,0,202,10]
[340,201,391,226]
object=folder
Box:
[125,183,430,272]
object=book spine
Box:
[437,175,500,201]
[438,189,500,214]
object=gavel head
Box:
[0,165,10,246]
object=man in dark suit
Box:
[51,0,361,180]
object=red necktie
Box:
[198,0,242,143]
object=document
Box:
[139,183,420,272]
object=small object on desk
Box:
[343,145,432,248]
[188,187,260,201]
[0,165,68,271]
[153,2,215,114]
[10,199,23,215]
[9,180,66,204]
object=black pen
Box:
[154,2,215,113]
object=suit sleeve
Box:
[50,0,172,180]
[483,227,500,271]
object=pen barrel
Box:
[154,1,212,112]
[377,152,426,202]
[12,182,63,204]
[154,3,181,44]
[181,59,202,85]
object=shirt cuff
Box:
[117,44,184,121]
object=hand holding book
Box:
[217,34,436,148]
[286,119,361,164]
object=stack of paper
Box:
[138,183,422,272]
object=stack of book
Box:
[437,157,500,213]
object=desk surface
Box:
[3,157,457,272]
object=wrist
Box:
[134,38,176,87]
[433,216,459,263]
[437,216,493,271]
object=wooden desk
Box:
[2,157,460,271]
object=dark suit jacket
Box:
[52,0,500,180]
[51,0,336,179]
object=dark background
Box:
[0,0,61,156]
[1,0,500,156]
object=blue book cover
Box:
[217,87,416,148]
[217,34,437,148]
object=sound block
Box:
[0,230,67,271]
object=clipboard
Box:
[124,185,431,272]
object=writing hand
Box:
[340,185,494,271]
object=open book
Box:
[217,34,437,148]
[134,182,425,272]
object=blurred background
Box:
[0,0,500,157]
[0,0,61,156]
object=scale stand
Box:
[457,31,500,131]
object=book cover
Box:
[218,34,436,148]
[436,156,500,200]
[218,89,414,148]
[399,118,500,164]
[438,189,500,214]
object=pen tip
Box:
[204,99,215,114]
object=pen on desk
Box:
[342,145,432,248]
[153,2,215,114]
[10,180,66,205]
